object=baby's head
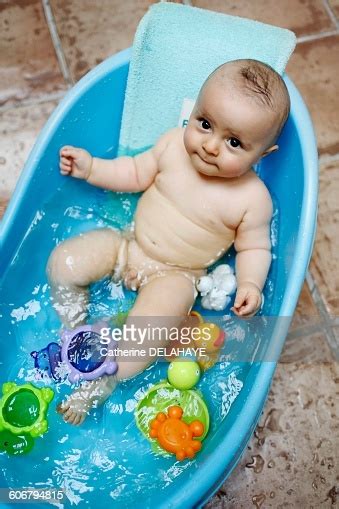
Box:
[184,59,290,178]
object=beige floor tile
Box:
[0,101,58,211]
[328,0,339,18]
[310,159,339,315]
[286,35,339,156]
[206,362,339,508]
[50,0,158,82]
[0,0,66,107]
[192,0,335,37]
[290,281,320,330]
[281,331,334,363]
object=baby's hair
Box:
[205,59,291,144]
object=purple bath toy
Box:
[61,323,118,383]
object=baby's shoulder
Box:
[245,170,271,199]
[153,127,183,156]
[244,171,273,217]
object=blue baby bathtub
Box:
[0,48,317,508]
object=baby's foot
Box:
[57,376,117,425]
[57,389,94,426]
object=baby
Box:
[48,59,290,425]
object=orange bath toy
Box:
[149,405,204,461]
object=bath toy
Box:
[196,264,236,311]
[150,405,204,461]
[190,311,226,371]
[61,322,118,383]
[0,429,34,456]
[167,311,225,371]
[111,310,129,328]
[0,382,54,438]
[31,342,62,381]
[167,360,200,390]
[135,382,209,456]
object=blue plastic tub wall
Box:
[0,48,318,509]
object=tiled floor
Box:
[0,0,338,507]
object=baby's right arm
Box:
[59,130,173,193]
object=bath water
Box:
[0,180,276,507]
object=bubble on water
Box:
[125,399,137,412]
[10,299,41,322]
[110,483,127,500]
[91,450,116,472]
[218,372,243,418]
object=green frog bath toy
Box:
[0,382,54,455]
[0,429,34,456]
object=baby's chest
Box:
[155,165,242,231]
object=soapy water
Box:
[0,183,278,507]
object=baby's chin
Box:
[195,164,245,179]
[191,154,219,176]
[190,153,248,179]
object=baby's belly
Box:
[134,188,234,269]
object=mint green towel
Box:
[118,2,296,156]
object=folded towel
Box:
[118,2,296,156]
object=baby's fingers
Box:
[232,290,260,317]
[59,156,72,175]
[60,145,79,159]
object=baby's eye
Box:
[199,118,211,130]
[227,137,242,148]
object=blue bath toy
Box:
[31,342,62,381]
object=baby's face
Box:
[183,79,279,179]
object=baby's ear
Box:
[261,144,279,158]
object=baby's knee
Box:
[115,359,150,381]
[47,229,121,287]
[47,240,89,288]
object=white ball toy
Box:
[196,264,237,311]
[212,264,232,277]
[196,275,213,296]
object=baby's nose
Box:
[203,137,219,156]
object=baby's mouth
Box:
[198,152,213,165]
[197,153,218,170]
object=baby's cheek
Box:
[184,127,198,153]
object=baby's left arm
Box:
[232,187,273,317]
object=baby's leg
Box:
[58,273,196,425]
[47,228,122,328]
[117,272,196,380]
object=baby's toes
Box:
[57,401,69,414]
[63,408,75,422]
[66,411,83,425]
[73,414,85,426]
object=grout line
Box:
[306,271,339,359]
[41,0,74,86]
[0,91,67,114]
[182,0,193,4]
[322,0,339,30]
[319,152,339,165]
[296,29,338,44]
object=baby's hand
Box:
[231,282,262,317]
[59,146,92,180]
